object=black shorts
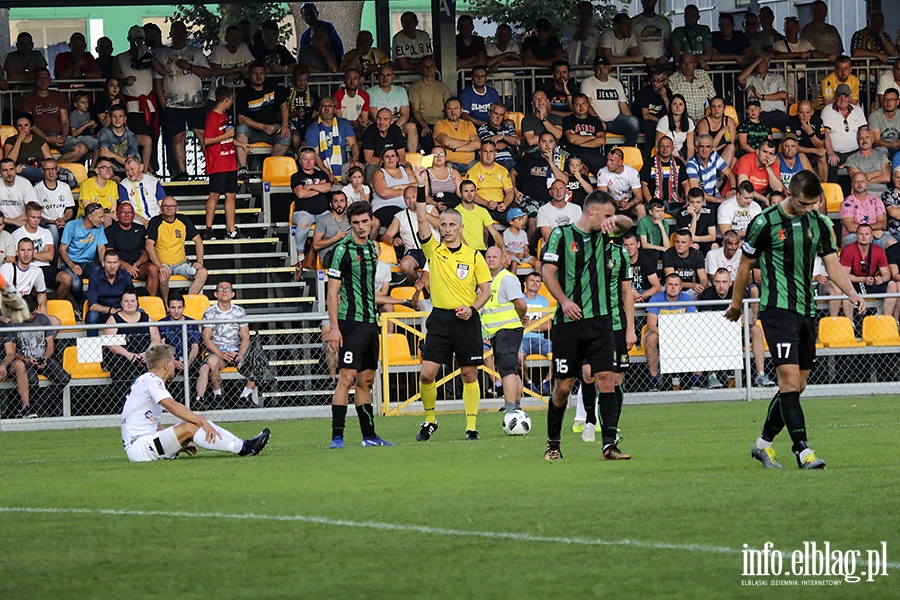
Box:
[422,308,484,367]
[161,106,206,138]
[209,171,239,195]
[613,328,630,373]
[403,248,425,267]
[338,321,380,372]
[853,281,888,295]
[127,112,155,137]
[759,308,817,370]
[551,316,615,379]
[490,328,523,377]
[374,206,402,228]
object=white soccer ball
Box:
[502,410,532,436]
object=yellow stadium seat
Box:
[378,241,398,265]
[818,316,865,348]
[704,105,740,127]
[862,315,900,347]
[385,333,420,366]
[536,282,558,310]
[613,146,643,171]
[58,162,88,187]
[629,325,648,357]
[506,111,525,136]
[262,156,298,187]
[406,152,423,168]
[821,182,843,214]
[0,125,16,145]
[63,345,110,379]
[390,286,417,312]
[138,296,165,321]
[789,103,799,117]
[47,299,76,327]
[183,294,210,320]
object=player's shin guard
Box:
[777,391,808,451]
[193,421,244,454]
[582,381,598,425]
[596,391,620,446]
[547,399,566,442]
[462,380,480,431]
[420,380,437,423]
[761,391,785,442]
[332,404,348,439]
[356,403,377,439]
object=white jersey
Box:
[0,261,47,295]
[0,176,37,220]
[597,165,640,203]
[120,372,172,445]
[33,180,75,222]
[12,225,54,267]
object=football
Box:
[502,410,531,436]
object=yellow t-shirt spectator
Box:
[147,214,200,266]
[433,119,479,164]
[457,203,494,251]
[78,177,119,216]
[466,162,513,204]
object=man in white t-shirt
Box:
[537,178,583,243]
[596,147,643,219]
[599,13,643,65]
[334,68,371,137]
[0,158,37,228]
[717,181,762,238]
[11,201,69,301]
[207,25,254,104]
[32,158,74,249]
[380,185,439,285]
[0,237,47,310]
[631,0,672,68]
[562,1,601,66]
[579,56,640,146]
[704,229,743,280]
[392,11,433,71]
[120,344,270,462]
[367,63,417,153]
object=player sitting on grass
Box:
[120,344,270,462]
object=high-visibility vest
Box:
[481,269,523,336]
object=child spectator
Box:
[69,91,99,154]
[564,156,593,207]
[93,77,123,129]
[736,98,770,155]
[341,165,370,203]
[503,207,538,274]
[97,105,138,174]
[637,198,670,255]
[204,86,249,240]
[674,188,717,253]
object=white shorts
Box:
[124,427,182,462]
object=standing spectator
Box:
[0,237,48,311]
[459,66,500,127]
[291,147,335,263]
[711,13,753,68]
[563,1,601,66]
[360,108,406,180]
[234,62,290,178]
[846,128,891,196]
[434,98,480,173]
[78,157,119,224]
[58,202,107,305]
[104,202,159,297]
[334,68,371,137]
[877,59,900,107]
[734,139,783,201]
[113,26,162,174]
[298,2,344,65]
[773,17,819,103]
[641,136,689,212]
[391,11,433,71]
[103,285,161,397]
[207,25,254,108]
[849,11,895,65]
[674,188,716,253]
[95,37,115,80]
[562,93,607,175]
[820,56,860,107]
[486,24,522,101]
[800,0,844,58]
[757,6,784,49]
[670,4,712,68]
[540,60,579,118]
[513,132,568,219]
[822,85,867,176]
[311,191,351,268]
[340,30,389,76]
[633,68,671,159]
[457,180,503,251]
[687,133,736,205]
[870,88,900,160]
[252,19,296,75]
[655,94,695,160]
[840,172,890,247]
[157,291,201,380]
[118,156,166,227]
[367,63,417,154]
[286,64,321,149]
[667,53,716,124]
[580,56,640,147]
[597,147,643,220]
[304,96,360,184]
[718,181,762,238]
[467,140,514,223]
[153,20,210,181]
[826,223,894,317]
[97,105,139,173]
[785,100,828,182]
[85,249,132,331]
[643,274,696,390]
[777,133,814,190]
[54,32,101,83]
[742,12,770,58]
[705,229,743,280]
[662,230,707,300]
[521,90,563,149]
[599,13,643,65]
[622,231,661,302]
[33,158,74,249]
[3,31,46,83]
[3,112,52,184]
[20,69,89,164]
[409,57,452,153]
[146,197,207,298]
[632,0,671,68]
[521,18,565,68]
[196,281,256,409]
[537,178,582,243]
[738,54,788,131]
[477,103,520,171]
[0,157,36,228]
[456,15,487,70]
[12,202,64,304]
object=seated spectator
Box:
[670,4,712,68]
[252,19,296,75]
[581,56,640,148]
[2,295,69,419]
[234,62,290,178]
[408,57,451,153]
[457,180,503,250]
[736,99,771,155]
[0,158,35,229]
[299,2,343,65]
[304,96,360,184]
[622,231,661,302]
[823,84,869,177]
[381,185,439,284]
[370,147,412,236]
[104,202,158,297]
[20,69,89,164]
[877,59,900,108]
[563,1,601,66]
[633,67,671,159]
[696,97,736,167]
[632,0,672,69]
[340,30,389,76]
[4,31,46,84]
[711,13,753,68]
[785,99,828,182]
[800,1,844,60]
[391,11,433,71]
[674,188,716,253]
[207,25,254,109]
[656,94,694,160]
[777,133,814,190]
[103,284,161,395]
[92,77,123,130]
[78,157,119,226]
[11,202,68,303]
[563,156,593,208]
[540,60,578,118]
[97,105,139,173]
[521,18,565,67]
[286,64,320,149]
[521,91,563,150]
[291,147,335,262]
[85,249,132,332]
[643,274,697,390]
[718,181,762,238]
[434,97,482,174]
[687,133,736,206]
[705,229,743,280]
[459,66,500,128]
[734,139,783,201]
[299,23,340,74]
[456,15,487,70]
[33,158,74,249]
[667,53,716,124]
[841,172,890,247]
[636,198,670,255]
[849,12,895,67]
[360,108,406,181]
[662,229,707,300]
[58,202,107,305]
[68,92,100,154]
[870,88,900,160]
[738,54,788,131]
[882,166,900,243]
[846,128,891,196]
[311,191,351,269]
[119,156,165,227]
[477,103,520,171]
[821,56,860,107]
[519,271,552,395]
[196,281,256,409]
[537,179,582,244]
[641,136,689,212]
[424,148,462,209]
[157,291,201,379]
[826,224,895,318]
[0,237,48,312]
[367,64,417,154]
[512,132,568,220]
[334,69,371,140]
[467,140,514,223]
[146,197,208,298]
[562,93,607,175]
[597,147,643,219]
[599,13,643,65]
[3,112,52,184]
[502,207,537,273]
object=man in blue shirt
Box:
[157,291,201,382]
[643,273,697,390]
[59,202,107,305]
[85,249,132,334]
[304,97,360,183]
[298,3,344,65]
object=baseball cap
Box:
[535,18,552,30]
[83,202,104,215]
[506,207,527,221]
[127,25,145,40]
[835,83,852,97]
[747,97,761,107]
[594,55,611,67]
[782,132,798,142]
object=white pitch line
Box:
[2,506,897,569]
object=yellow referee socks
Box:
[421,380,437,423]
[463,380,480,431]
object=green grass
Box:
[1,396,899,599]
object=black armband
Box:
[417,185,427,204]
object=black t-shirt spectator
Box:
[566,174,589,207]
[361,123,406,158]
[236,80,287,128]
[631,249,659,294]
[104,223,148,266]
[252,44,297,69]
[784,114,826,149]
[662,247,705,285]
[513,152,554,203]
[887,243,900,269]
[562,113,606,157]
[711,31,751,57]
[633,84,668,122]
[640,157,688,211]
[541,80,580,114]
[522,36,564,62]
[457,35,487,62]
[698,285,732,310]
[290,168,332,215]
[521,113,563,149]
[674,206,715,232]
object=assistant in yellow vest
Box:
[481,246,527,413]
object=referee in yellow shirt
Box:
[411,166,491,441]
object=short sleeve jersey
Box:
[420,234,490,310]
[147,214,199,265]
[120,372,171,444]
[457,204,494,251]
[466,162,512,204]
[542,223,614,324]
[327,236,379,324]
[236,80,286,126]
[33,181,75,222]
[78,177,119,214]
[204,110,236,175]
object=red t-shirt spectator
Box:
[53,52,99,81]
[733,153,781,194]
[839,241,888,277]
[333,88,370,123]
[20,90,69,136]
[204,110,236,175]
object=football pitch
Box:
[2,396,898,599]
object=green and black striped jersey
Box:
[327,236,379,323]
[742,204,836,318]
[607,241,632,332]
[542,224,613,324]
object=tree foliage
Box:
[170,2,292,51]
[464,0,621,36]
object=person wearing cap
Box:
[521,19,565,68]
[822,84,868,178]
[736,98,771,155]
[846,128,891,196]
[667,52,716,124]
[299,3,344,66]
[578,55,640,148]
[58,202,108,305]
[819,55,860,108]
[500,206,536,274]
[599,13,643,66]
[252,19,297,75]
[738,54,788,132]
[776,133,813,190]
